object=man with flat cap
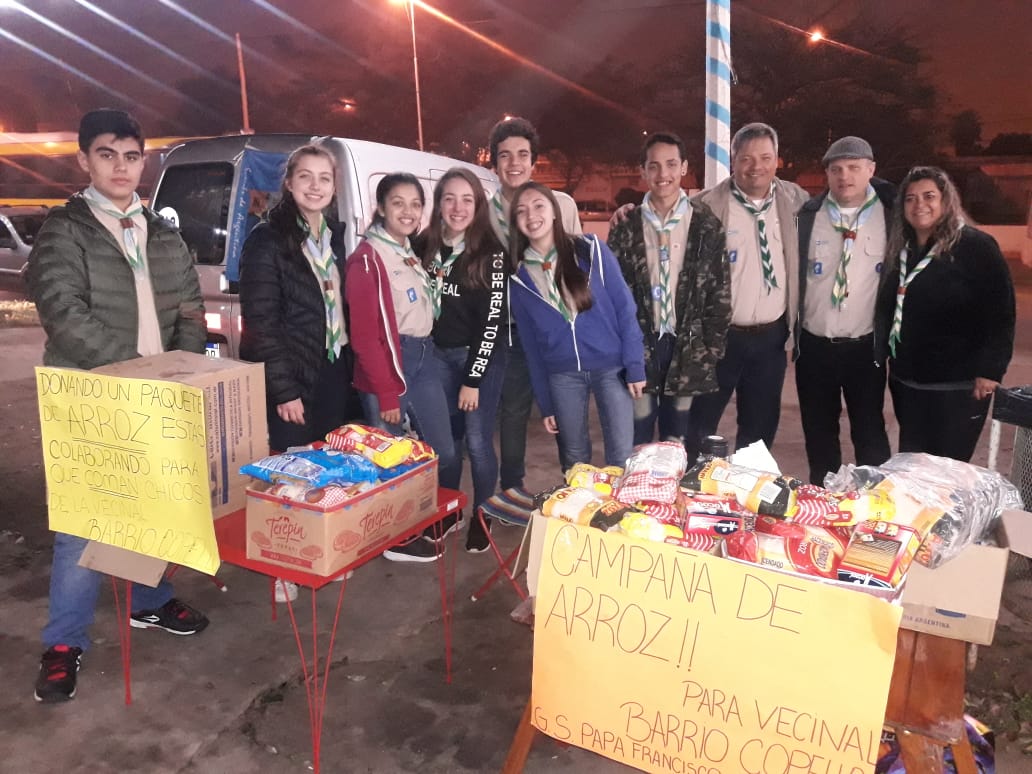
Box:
[795,136,894,485]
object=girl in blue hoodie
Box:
[508,182,646,470]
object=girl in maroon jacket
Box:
[345,173,457,562]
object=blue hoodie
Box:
[509,234,646,417]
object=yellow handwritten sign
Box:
[36,367,219,575]
[532,519,901,774]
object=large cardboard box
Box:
[94,351,268,520]
[900,509,1032,645]
[245,459,439,576]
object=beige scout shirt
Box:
[641,200,692,335]
[725,197,788,326]
[86,200,164,357]
[521,247,578,321]
[803,201,887,339]
[376,243,434,337]
[491,188,583,245]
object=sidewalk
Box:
[1,323,1030,772]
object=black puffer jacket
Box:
[239,220,348,406]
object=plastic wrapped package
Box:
[241,448,381,488]
[613,442,688,505]
[825,453,1021,568]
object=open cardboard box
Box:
[245,459,439,576]
[899,509,1032,645]
[526,505,1032,647]
[78,351,268,583]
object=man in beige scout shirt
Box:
[795,136,894,485]
[687,123,809,459]
[27,109,208,704]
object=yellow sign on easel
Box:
[36,366,219,576]
[532,518,901,774]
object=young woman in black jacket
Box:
[240,144,353,451]
[417,168,508,552]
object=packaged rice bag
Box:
[324,424,415,468]
[684,511,752,536]
[566,463,623,496]
[790,484,895,528]
[241,448,380,488]
[541,486,639,531]
[684,458,801,518]
[613,442,688,505]
[725,520,846,579]
[618,513,719,553]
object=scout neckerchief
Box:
[522,246,571,321]
[730,182,778,293]
[428,233,465,320]
[300,216,343,362]
[366,222,435,313]
[641,189,690,335]
[826,186,879,307]
[491,190,510,241]
[888,243,937,358]
[82,186,145,271]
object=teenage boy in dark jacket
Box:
[27,109,209,703]
[608,132,730,445]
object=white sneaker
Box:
[274,579,298,603]
[331,570,355,582]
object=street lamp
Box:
[390,0,424,151]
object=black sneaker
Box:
[34,645,83,703]
[383,536,441,563]
[466,517,492,554]
[425,512,463,543]
[130,598,209,635]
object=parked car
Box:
[0,204,48,291]
[150,134,497,359]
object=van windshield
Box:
[152,163,234,265]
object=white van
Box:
[150,134,497,358]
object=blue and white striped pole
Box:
[705,0,731,188]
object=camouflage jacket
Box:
[608,201,730,397]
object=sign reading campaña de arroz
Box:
[532,519,901,774]
[36,366,219,576]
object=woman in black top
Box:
[418,167,507,552]
[876,166,1014,461]
[239,144,353,452]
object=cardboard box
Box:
[899,509,1032,645]
[94,350,268,520]
[245,459,439,576]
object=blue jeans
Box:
[548,367,634,470]
[435,345,507,511]
[359,335,457,481]
[42,532,174,651]
[633,333,693,444]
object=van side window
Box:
[152,163,234,265]
[0,221,14,249]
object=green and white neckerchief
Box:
[366,222,435,312]
[641,190,690,335]
[888,244,937,358]
[83,186,145,271]
[522,246,571,321]
[730,182,778,293]
[428,234,465,320]
[300,217,343,362]
[491,190,510,241]
[826,186,879,307]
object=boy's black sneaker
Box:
[383,536,441,563]
[34,645,83,703]
[130,598,209,635]
[426,512,463,543]
[466,517,492,554]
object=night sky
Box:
[1,0,1029,147]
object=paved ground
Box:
[3,308,1032,772]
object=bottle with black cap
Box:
[682,435,729,487]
